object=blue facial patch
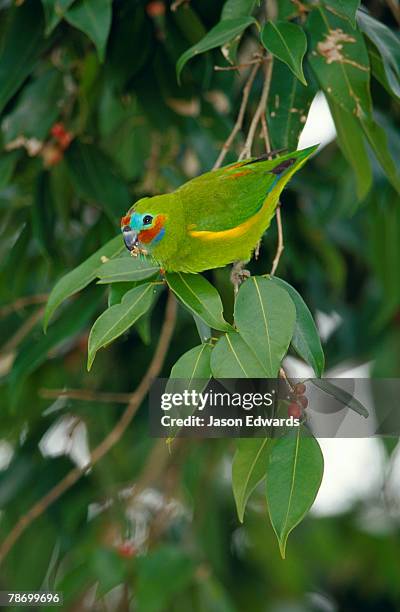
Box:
[130,212,143,231]
[152,227,165,244]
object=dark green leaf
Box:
[211,332,269,378]
[176,17,256,83]
[266,429,324,558]
[170,343,212,380]
[65,0,112,62]
[306,8,371,118]
[234,277,296,376]
[220,0,257,64]
[310,379,369,417]
[41,0,76,35]
[87,282,159,370]
[327,96,372,200]
[367,40,400,100]
[232,438,269,522]
[269,277,325,377]
[97,256,160,283]
[165,272,232,332]
[321,0,360,27]
[267,60,317,149]
[64,141,131,217]
[261,21,307,85]
[361,117,400,195]
[0,1,48,114]
[44,235,124,330]
[31,172,56,257]
[0,151,19,189]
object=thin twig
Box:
[39,388,133,404]
[214,58,262,72]
[0,294,48,318]
[239,56,273,160]
[386,0,400,26]
[213,62,260,170]
[0,292,178,566]
[270,205,284,275]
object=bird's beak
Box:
[122,226,138,251]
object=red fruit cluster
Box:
[287,383,308,419]
[117,541,136,559]
[146,1,165,17]
[51,122,72,150]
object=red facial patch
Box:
[138,215,166,244]
[121,214,131,228]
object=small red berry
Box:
[288,402,302,419]
[117,542,136,558]
[51,122,66,139]
[146,1,165,17]
[297,395,309,409]
[58,131,72,150]
[294,383,306,395]
[42,143,63,167]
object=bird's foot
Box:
[231,261,250,295]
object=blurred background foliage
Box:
[0,0,400,609]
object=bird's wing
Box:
[177,157,285,232]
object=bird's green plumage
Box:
[123,146,317,272]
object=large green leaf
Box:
[96,256,160,283]
[44,235,124,330]
[361,118,400,195]
[306,8,371,118]
[310,379,368,417]
[266,429,324,558]
[165,272,232,332]
[176,17,256,83]
[232,438,270,522]
[327,97,372,200]
[211,332,269,378]
[261,21,307,85]
[41,0,76,35]
[31,172,56,257]
[170,343,212,381]
[87,282,159,370]
[321,0,360,27]
[220,0,257,64]
[358,11,400,101]
[0,1,48,114]
[2,69,64,143]
[267,61,317,150]
[234,277,296,377]
[65,0,112,62]
[64,141,131,218]
[367,40,400,100]
[269,277,325,377]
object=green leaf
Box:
[310,379,368,417]
[367,40,400,100]
[64,141,131,218]
[306,8,371,118]
[211,332,269,378]
[31,171,56,257]
[234,277,296,377]
[87,282,159,370]
[361,117,400,195]
[165,272,232,332]
[176,17,256,83]
[2,69,64,144]
[65,0,112,62]
[10,291,98,392]
[170,343,212,381]
[358,12,400,100]
[321,0,360,27]
[220,0,257,64]
[97,256,159,283]
[266,429,324,558]
[261,21,307,85]
[267,61,317,149]
[193,315,212,344]
[0,151,19,190]
[327,96,372,200]
[41,0,76,35]
[0,1,49,114]
[44,235,124,330]
[269,277,325,377]
[232,438,269,522]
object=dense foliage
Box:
[1,0,400,609]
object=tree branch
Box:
[39,388,133,404]
[0,294,48,318]
[0,292,178,566]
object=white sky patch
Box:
[298,91,337,151]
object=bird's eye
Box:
[143,215,153,226]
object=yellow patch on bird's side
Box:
[189,210,261,242]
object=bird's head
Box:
[120,203,167,252]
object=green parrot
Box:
[120,145,317,273]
